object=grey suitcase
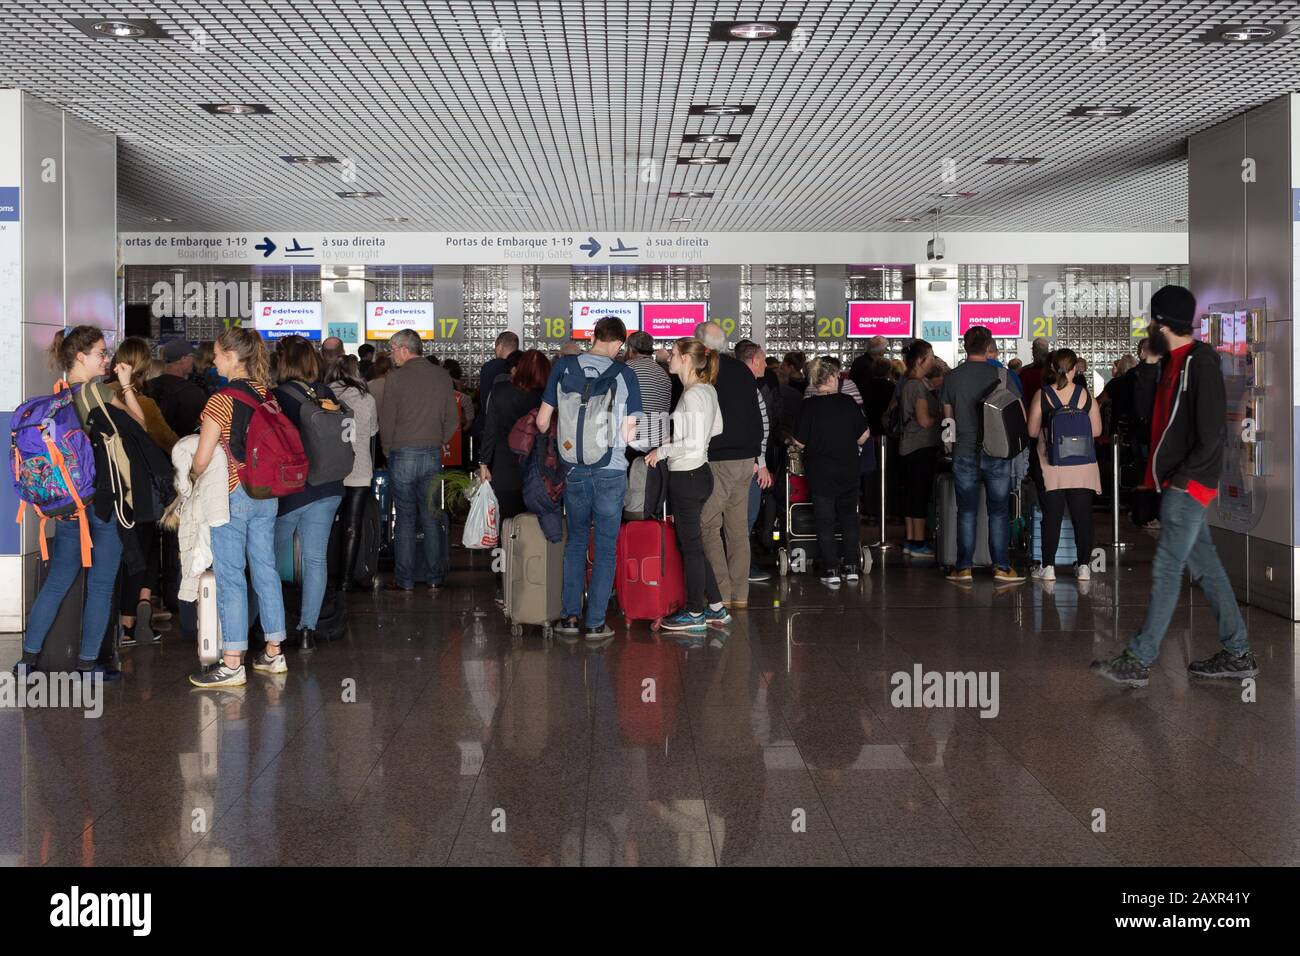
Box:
[934,472,992,569]
[502,514,564,637]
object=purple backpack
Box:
[10,383,96,565]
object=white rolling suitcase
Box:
[198,569,224,665]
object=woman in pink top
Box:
[1026,349,1102,581]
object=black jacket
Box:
[148,373,208,438]
[708,354,763,462]
[1150,341,1225,492]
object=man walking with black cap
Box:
[1092,285,1258,687]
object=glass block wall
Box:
[124,264,321,342]
[760,265,817,362]
[452,265,508,386]
[1043,264,1189,372]
[958,264,1022,354]
[369,264,433,302]
[522,264,542,349]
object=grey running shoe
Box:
[1090,650,1150,688]
[1188,649,1259,680]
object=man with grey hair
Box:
[378,329,459,592]
[694,322,768,607]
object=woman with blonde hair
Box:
[793,356,871,586]
[188,327,288,687]
[645,338,726,631]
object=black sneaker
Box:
[1188,649,1260,680]
[1090,650,1150,688]
[134,600,154,645]
[820,572,841,588]
[555,616,581,636]
[583,623,614,642]
[119,627,137,649]
[842,565,860,583]
[747,567,771,583]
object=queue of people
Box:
[8,283,1257,691]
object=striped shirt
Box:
[628,355,673,450]
[201,379,269,492]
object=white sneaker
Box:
[1076,564,1091,581]
[1031,565,1055,581]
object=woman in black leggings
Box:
[646,338,726,632]
[326,356,378,590]
[898,339,942,558]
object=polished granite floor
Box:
[1,523,1296,867]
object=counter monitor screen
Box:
[571,302,640,340]
[640,302,708,339]
[253,301,323,341]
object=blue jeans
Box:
[24,510,123,662]
[562,466,626,628]
[275,495,342,630]
[389,447,446,589]
[1128,487,1249,665]
[952,453,1012,570]
[211,484,286,653]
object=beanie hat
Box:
[1150,285,1196,335]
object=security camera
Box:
[928,279,948,292]
[927,237,945,261]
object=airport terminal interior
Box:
[1,1,1299,870]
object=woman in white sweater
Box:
[645,338,725,632]
[326,355,379,589]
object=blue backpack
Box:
[10,383,96,566]
[1043,383,1096,466]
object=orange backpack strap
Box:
[40,432,93,566]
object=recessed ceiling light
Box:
[688,104,755,117]
[337,190,383,199]
[669,217,692,224]
[677,156,730,166]
[1200,23,1288,43]
[1067,106,1137,118]
[934,191,977,199]
[709,21,799,42]
[69,18,167,39]
[281,155,340,166]
[1172,217,1187,224]
[985,156,1042,166]
[382,216,410,223]
[145,216,176,223]
[683,134,741,144]
[669,191,714,199]
[201,103,272,116]
[892,216,921,224]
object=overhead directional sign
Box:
[118,231,1190,266]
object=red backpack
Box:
[220,383,308,499]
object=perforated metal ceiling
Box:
[1,1,1297,233]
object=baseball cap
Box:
[161,339,195,363]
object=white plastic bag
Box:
[462,478,500,549]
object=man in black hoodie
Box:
[1092,286,1257,687]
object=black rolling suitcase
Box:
[33,567,120,673]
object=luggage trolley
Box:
[776,444,872,577]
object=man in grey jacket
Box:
[377,329,459,592]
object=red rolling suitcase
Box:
[615,518,685,625]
